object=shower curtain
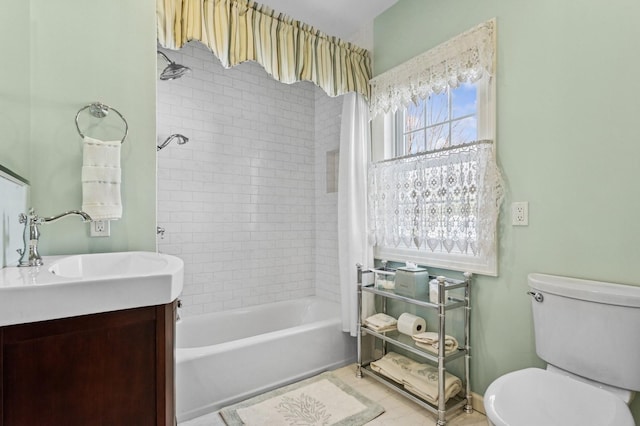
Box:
[338,92,373,336]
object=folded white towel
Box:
[403,364,462,405]
[412,332,459,355]
[364,313,397,332]
[81,136,122,220]
[370,352,419,384]
[370,352,463,405]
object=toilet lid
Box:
[484,368,634,426]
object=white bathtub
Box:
[175,296,356,422]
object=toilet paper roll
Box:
[397,313,426,336]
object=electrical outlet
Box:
[90,220,110,237]
[511,202,529,226]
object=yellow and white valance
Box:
[369,19,496,118]
[157,0,372,99]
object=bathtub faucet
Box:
[17,208,93,267]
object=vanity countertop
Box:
[0,251,183,327]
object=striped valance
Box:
[157,0,372,99]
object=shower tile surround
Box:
[157,42,343,316]
[314,93,343,303]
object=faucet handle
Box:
[18,213,27,224]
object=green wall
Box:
[0,0,30,179]
[374,0,640,419]
[1,0,157,255]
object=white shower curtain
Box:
[338,92,374,336]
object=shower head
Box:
[157,50,191,81]
[160,62,191,80]
[157,133,189,151]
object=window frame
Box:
[395,84,479,157]
[372,74,498,276]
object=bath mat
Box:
[219,371,384,426]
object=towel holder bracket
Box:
[89,102,110,118]
[75,101,128,144]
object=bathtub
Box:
[175,296,356,422]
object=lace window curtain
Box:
[368,141,503,258]
[368,19,503,273]
[369,19,496,118]
[157,0,371,99]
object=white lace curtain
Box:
[367,19,502,272]
[369,19,496,118]
[368,141,503,258]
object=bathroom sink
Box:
[48,251,170,279]
[0,251,183,327]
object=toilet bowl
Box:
[484,368,634,426]
[484,273,640,426]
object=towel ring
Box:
[75,102,129,144]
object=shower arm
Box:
[157,50,174,65]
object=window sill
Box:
[374,246,497,277]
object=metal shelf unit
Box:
[356,265,473,426]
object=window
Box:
[397,83,478,156]
[368,19,502,276]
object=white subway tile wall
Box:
[157,41,343,316]
[314,92,343,303]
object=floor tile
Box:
[178,364,488,426]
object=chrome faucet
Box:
[17,208,92,267]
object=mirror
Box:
[0,166,30,267]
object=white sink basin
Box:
[49,252,170,279]
[0,251,183,327]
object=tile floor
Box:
[180,364,489,426]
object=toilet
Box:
[484,273,640,426]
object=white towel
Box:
[81,136,122,220]
[403,364,462,405]
[370,352,463,405]
[364,313,398,333]
[412,332,459,355]
[370,352,419,384]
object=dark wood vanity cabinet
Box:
[0,302,176,426]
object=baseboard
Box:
[470,391,485,415]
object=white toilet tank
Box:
[529,273,640,391]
